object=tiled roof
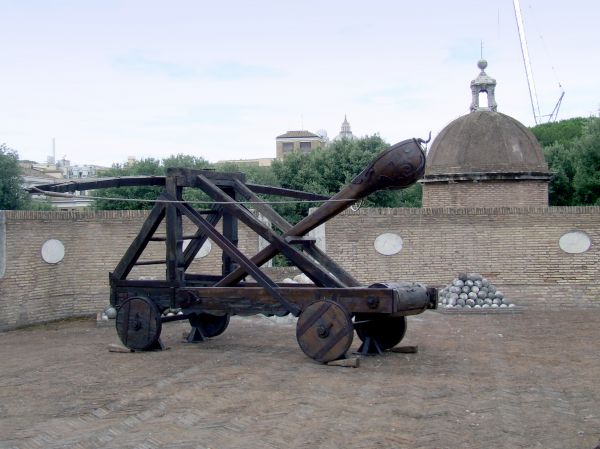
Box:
[276,130,320,139]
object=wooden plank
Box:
[284,236,316,245]
[176,286,397,315]
[133,259,167,266]
[165,178,185,284]
[112,198,166,280]
[28,175,166,193]
[197,174,345,288]
[221,187,238,276]
[169,197,301,315]
[165,167,245,188]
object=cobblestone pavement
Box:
[0,310,599,449]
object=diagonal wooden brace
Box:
[233,179,361,287]
[112,197,166,280]
[195,174,344,288]
[167,195,301,316]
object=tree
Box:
[530,117,588,147]
[573,118,600,205]
[531,117,599,206]
[543,142,576,206]
[0,144,28,210]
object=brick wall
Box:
[1,206,599,330]
[422,180,549,208]
[0,210,259,331]
[325,206,600,309]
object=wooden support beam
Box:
[168,197,301,315]
[134,259,168,266]
[165,177,185,284]
[197,174,345,288]
[233,178,361,287]
[28,175,166,193]
[221,187,238,276]
[285,236,317,245]
[112,198,166,280]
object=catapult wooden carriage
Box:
[33,137,437,363]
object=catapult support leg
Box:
[354,315,408,355]
[185,326,206,343]
[184,313,231,343]
[357,336,384,356]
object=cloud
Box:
[112,52,283,81]
[202,62,284,80]
[112,53,197,78]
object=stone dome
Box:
[421,60,551,209]
[425,110,550,178]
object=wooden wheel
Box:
[296,300,354,363]
[116,296,162,351]
[354,314,407,351]
[188,313,230,338]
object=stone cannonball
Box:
[104,306,117,319]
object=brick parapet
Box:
[1,205,599,330]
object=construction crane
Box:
[513,0,564,123]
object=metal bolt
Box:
[367,297,379,309]
[317,322,333,338]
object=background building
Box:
[422,60,551,208]
[334,116,355,141]
[275,130,326,159]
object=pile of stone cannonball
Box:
[438,273,514,310]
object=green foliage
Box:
[573,118,600,205]
[532,117,600,206]
[531,117,588,147]
[0,143,28,210]
[543,142,576,206]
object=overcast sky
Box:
[1,0,598,167]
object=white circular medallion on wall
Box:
[374,233,403,256]
[182,239,212,258]
[558,231,592,254]
[41,239,65,264]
